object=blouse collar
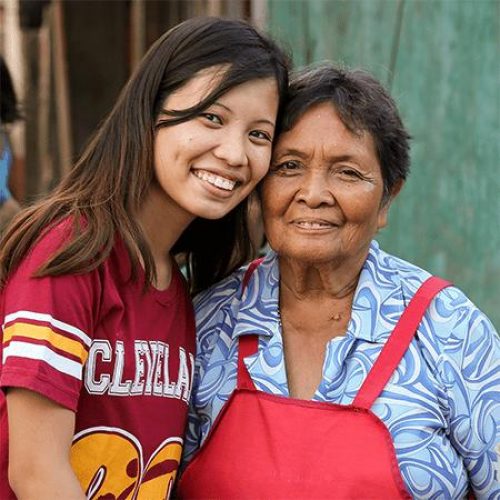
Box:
[233,241,408,344]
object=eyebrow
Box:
[273,148,309,159]
[274,149,359,163]
[211,101,276,128]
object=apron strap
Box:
[242,258,264,291]
[237,335,259,390]
[236,259,264,390]
[353,276,452,410]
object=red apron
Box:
[178,270,451,499]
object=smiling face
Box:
[262,102,392,268]
[152,68,279,221]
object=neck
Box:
[278,253,367,339]
[278,252,367,301]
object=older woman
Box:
[178,65,500,498]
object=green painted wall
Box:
[267,0,500,328]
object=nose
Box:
[213,132,249,168]
[296,171,335,208]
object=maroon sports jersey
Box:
[0,220,195,499]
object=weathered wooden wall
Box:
[267,0,500,327]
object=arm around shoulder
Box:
[7,388,85,500]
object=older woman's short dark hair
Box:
[281,64,411,200]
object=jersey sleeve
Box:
[436,289,500,497]
[0,223,102,411]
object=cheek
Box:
[260,185,277,219]
[352,202,378,221]
[341,189,384,223]
[250,150,273,181]
[153,147,176,184]
[154,134,173,167]
[262,216,282,251]
[153,147,165,178]
[262,195,287,243]
[155,127,198,161]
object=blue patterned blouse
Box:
[183,241,500,499]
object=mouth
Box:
[292,219,337,230]
[192,169,239,192]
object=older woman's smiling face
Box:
[262,102,390,267]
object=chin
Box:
[295,253,338,265]
[200,212,227,221]
[270,246,331,264]
[193,205,235,220]
[198,196,248,220]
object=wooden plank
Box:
[21,29,41,200]
[131,0,147,70]
[63,0,129,158]
[52,0,73,175]
[38,15,53,192]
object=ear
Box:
[377,179,405,230]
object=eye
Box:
[249,130,273,143]
[200,112,223,125]
[337,166,363,179]
[271,160,302,175]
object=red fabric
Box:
[242,258,264,290]
[0,221,195,499]
[178,276,450,499]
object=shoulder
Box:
[193,252,279,353]
[193,266,246,358]
[2,219,78,289]
[191,265,246,378]
[21,218,74,266]
[367,241,433,288]
[2,218,108,327]
[374,242,499,356]
[194,267,246,325]
[13,217,127,278]
[195,252,277,317]
[372,241,463,307]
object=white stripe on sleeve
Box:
[2,341,83,380]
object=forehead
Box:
[275,102,378,160]
[163,66,278,121]
[164,66,227,109]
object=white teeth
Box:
[193,170,236,191]
[296,221,331,229]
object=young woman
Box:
[0,17,289,499]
